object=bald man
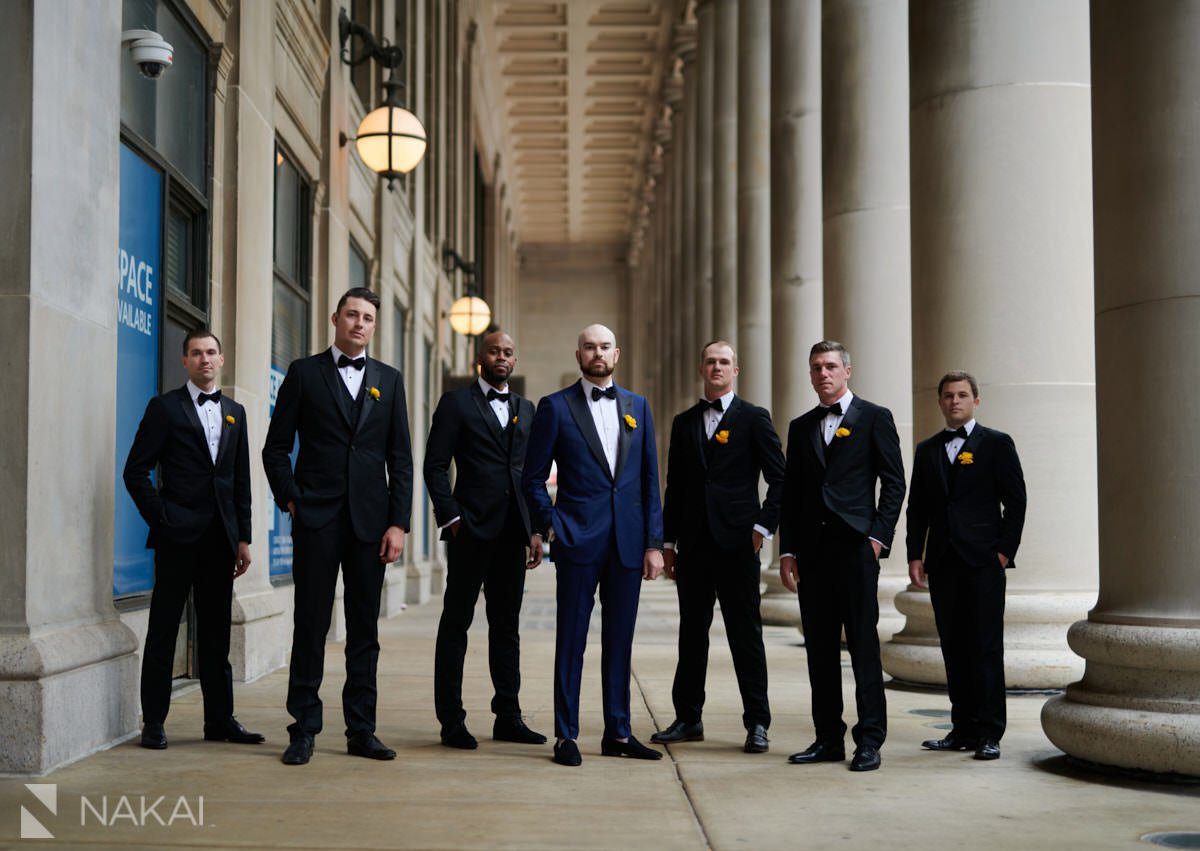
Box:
[523,324,665,767]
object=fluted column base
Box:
[760,565,803,628]
[881,589,1091,688]
[1041,619,1200,778]
[876,575,907,644]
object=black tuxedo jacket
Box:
[123,386,251,552]
[262,350,413,541]
[662,396,786,551]
[423,382,535,542]
[780,394,906,561]
[906,424,1027,571]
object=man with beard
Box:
[523,324,665,767]
[424,331,546,750]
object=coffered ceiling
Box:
[483,1,677,249]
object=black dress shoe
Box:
[441,723,479,750]
[347,733,397,760]
[140,722,167,750]
[743,724,769,754]
[650,719,704,744]
[204,717,265,744]
[787,740,845,764]
[974,739,1001,760]
[850,746,881,772]
[281,736,313,765]
[553,738,582,766]
[493,716,547,745]
[600,734,663,760]
[922,734,977,752]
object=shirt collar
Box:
[478,376,508,397]
[704,389,736,411]
[945,418,977,436]
[331,344,366,366]
[582,376,615,395]
[823,388,854,415]
[186,380,219,403]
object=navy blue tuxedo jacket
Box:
[522,380,663,568]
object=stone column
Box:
[758,0,818,627]
[680,42,699,396]
[694,0,715,349]
[888,0,1096,688]
[736,0,771,405]
[0,0,140,773]
[711,0,738,344]
[1041,0,1200,777]
[821,0,911,642]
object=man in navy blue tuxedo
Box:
[523,324,665,767]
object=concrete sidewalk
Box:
[1,567,1196,849]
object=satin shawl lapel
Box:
[691,404,708,469]
[353,359,382,436]
[178,389,211,461]
[317,350,354,431]
[704,396,740,463]
[949,425,985,489]
[808,408,827,468]
[470,382,506,448]
[614,388,635,482]
[507,396,526,461]
[934,439,950,494]
[565,381,613,481]
[215,396,236,468]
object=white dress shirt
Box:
[821,389,855,445]
[186,380,222,464]
[479,376,511,428]
[944,418,977,462]
[331,344,367,399]
[583,377,619,476]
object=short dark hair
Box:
[182,326,221,355]
[938,370,980,398]
[476,330,515,358]
[699,339,738,365]
[809,340,851,367]
[336,287,381,313]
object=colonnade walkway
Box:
[1,568,1195,849]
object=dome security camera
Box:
[121,29,173,80]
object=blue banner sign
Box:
[114,145,163,597]
[268,365,296,577]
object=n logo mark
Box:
[21,783,56,839]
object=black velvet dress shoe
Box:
[441,723,479,750]
[600,734,663,760]
[493,716,547,745]
[650,719,704,744]
[140,722,167,750]
[347,733,397,760]
[974,739,1001,760]
[787,740,845,764]
[203,717,265,744]
[281,736,314,765]
[743,724,769,754]
[553,739,582,766]
[922,734,977,752]
[850,747,881,772]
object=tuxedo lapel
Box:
[353,358,381,436]
[565,381,614,481]
[317,350,354,430]
[614,388,634,481]
[808,409,827,468]
[470,381,506,448]
[507,396,526,461]
[178,389,211,460]
[934,439,950,494]
[704,396,740,463]
[215,395,236,468]
[692,404,709,469]
[949,424,985,489]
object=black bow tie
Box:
[820,402,842,418]
[197,391,221,406]
[702,398,724,412]
[487,389,510,403]
[337,354,366,370]
[591,386,617,402]
[942,426,969,443]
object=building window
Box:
[273,146,312,369]
[349,239,370,289]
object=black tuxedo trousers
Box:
[433,503,527,730]
[798,517,886,750]
[141,517,234,726]
[672,529,770,730]
[286,504,385,740]
[929,553,1007,741]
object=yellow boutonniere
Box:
[369,386,381,400]
[714,429,730,444]
[225,415,236,425]
[512,415,518,425]
[624,413,638,430]
[957,451,974,465]
[835,426,851,438]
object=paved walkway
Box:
[1,568,1197,849]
